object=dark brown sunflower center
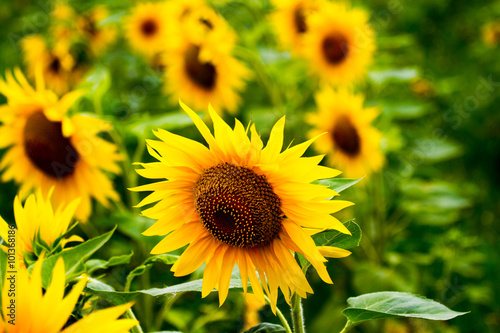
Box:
[322,34,349,64]
[82,16,98,36]
[184,44,216,90]
[23,111,79,179]
[294,6,307,33]
[49,56,61,74]
[332,115,361,157]
[141,19,158,37]
[194,163,282,248]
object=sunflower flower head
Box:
[0,68,122,221]
[0,256,138,333]
[302,1,375,85]
[77,6,117,56]
[133,101,354,312]
[307,86,385,178]
[124,2,170,59]
[162,6,249,114]
[270,0,323,54]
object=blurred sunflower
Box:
[0,256,138,333]
[163,9,248,114]
[124,2,169,59]
[0,191,81,266]
[307,87,385,178]
[77,6,117,56]
[133,102,353,312]
[51,2,78,45]
[242,294,266,331]
[270,0,322,54]
[0,69,122,221]
[21,35,80,96]
[302,2,375,85]
[482,21,500,47]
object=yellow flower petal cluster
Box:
[0,69,122,221]
[307,87,385,177]
[0,256,137,333]
[133,102,353,312]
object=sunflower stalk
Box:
[125,308,144,333]
[338,319,359,333]
[291,293,306,333]
[264,295,292,333]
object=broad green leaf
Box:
[126,112,195,136]
[85,278,245,305]
[85,252,134,275]
[314,178,363,194]
[141,278,244,297]
[411,139,463,163]
[243,323,287,333]
[125,254,179,288]
[85,278,137,305]
[312,219,361,249]
[35,227,115,288]
[299,220,361,268]
[381,102,431,120]
[368,68,419,85]
[83,65,111,101]
[343,292,468,324]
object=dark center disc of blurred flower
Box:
[141,19,158,37]
[294,6,307,33]
[322,34,349,64]
[184,45,217,90]
[199,18,213,30]
[82,17,98,37]
[332,115,361,157]
[49,57,61,74]
[23,111,79,179]
[194,163,283,248]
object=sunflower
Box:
[124,2,170,59]
[302,2,375,85]
[162,8,249,114]
[0,190,81,266]
[132,102,353,312]
[77,6,117,56]
[0,256,138,332]
[306,87,385,178]
[270,0,322,54]
[21,35,78,96]
[0,68,122,221]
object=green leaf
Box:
[125,254,179,288]
[126,112,195,137]
[141,278,244,297]
[342,292,468,324]
[34,227,115,288]
[368,68,419,85]
[85,278,138,305]
[243,323,287,333]
[299,220,361,268]
[85,278,245,305]
[83,65,111,101]
[85,252,134,275]
[381,102,431,120]
[312,219,361,249]
[314,178,363,194]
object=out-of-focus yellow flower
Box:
[0,256,138,333]
[0,68,122,221]
[0,191,81,266]
[482,21,500,47]
[307,87,385,178]
[242,293,266,331]
[270,0,323,54]
[124,2,170,59]
[21,35,83,96]
[132,101,353,313]
[77,6,117,56]
[162,6,248,114]
[302,2,375,85]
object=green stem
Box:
[338,319,359,333]
[126,308,144,333]
[291,293,305,333]
[263,295,292,333]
